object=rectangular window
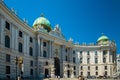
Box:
[30,69,33,75]
[95,51,97,56]
[5,21,10,30]
[80,51,82,55]
[96,66,98,70]
[105,71,107,75]
[103,57,106,63]
[103,50,107,55]
[6,54,10,62]
[73,50,75,54]
[74,66,76,70]
[6,66,10,74]
[87,58,90,64]
[88,66,89,70]
[30,60,33,67]
[43,42,46,47]
[88,72,90,76]
[66,56,68,61]
[95,58,98,63]
[87,51,90,55]
[81,72,83,75]
[30,37,33,43]
[81,66,83,70]
[19,31,22,37]
[80,58,82,63]
[96,72,98,75]
[105,66,107,70]
[73,57,75,63]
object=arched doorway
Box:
[45,69,49,78]
[54,57,60,76]
[67,70,70,78]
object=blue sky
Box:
[4,0,120,53]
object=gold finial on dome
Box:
[102,33,104,36]
[40,13,44,17]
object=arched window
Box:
[5,36,10,48]
[29,47,33,56]
[18,42,23,53]
[43,50,47,57]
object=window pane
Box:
[6,66,10,74]
[19,31,22,37]
[19,43,23,52]
[5,21,10,30]
[5,36,10,48]
[6,54,10,62]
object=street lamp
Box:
[15,57,18,80]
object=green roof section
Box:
[97,35,109,42]
[33,16,51,27]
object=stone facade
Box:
[0,1,117,79]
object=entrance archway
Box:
[54,57,60,76]
[67,70,70,78]
[45,69,49,78]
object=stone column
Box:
[37,35,40,56]
[0,15,1,44]
[63,66,67,78]
[50,65,55,78]
[48,40,51,58]
[70,68,74,78]
[51,41,54,58]
[0,15,5,46]
[40,38,43,57]
[70,48,73,62]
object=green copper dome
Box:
[33,15,52,32]
[97,35,109,42]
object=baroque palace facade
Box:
[0,1,117,79]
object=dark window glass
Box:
[73,51,75,54]
[43,42,46,47]
[95,51,97,56]
[95,58,98,63]
[81,66,83,70]
[96,66,98,70]
[65,48,67,52]
[88,72,90,76]
[30,37,33,43]
[80,58,82,63]
[30,69,33,75]
[103,57,106,63]
[105,66,107,70]
[74,66,76,70]
[6,54,10,62]
[30,60,33,66]
[29,47,33,56]
[6,66,10,74]
[19,43,23,53]
[87,51,89,55]
[105,71,107,75]
[87,58,90,63]
[81,72,83,75]
[5,21,10,30]
[103,50,107,55]
[43,51,47,57]
[5,36,10,48]
[73,57,75,63]
[19,31,22,37]
[96,72,98,75]
[88,66,90,70]
[68,64,70,68]
[45,62,48,65]
[66,56,68,61]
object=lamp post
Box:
[15,57,18,80]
